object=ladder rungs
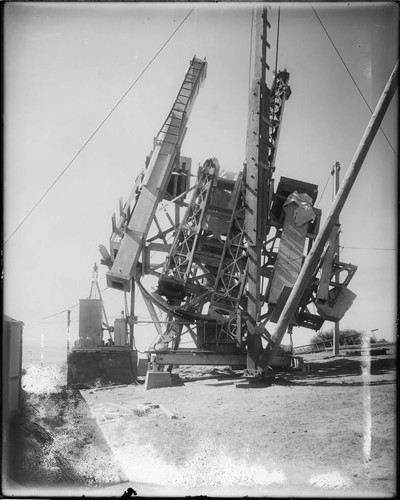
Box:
[163,123,181,131]
[257,160,271,171]
[261,15,272,29]
[262,60,270,71]
[181,85,194,92]
[261,35,271,49]
[260,114,276,127]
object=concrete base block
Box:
[145,371,172,390]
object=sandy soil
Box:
[2,349,396,498]
[3,365,128,497]
[78,351,396,497]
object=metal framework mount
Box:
[98,8,373,375]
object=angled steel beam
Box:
[106,57,207,291]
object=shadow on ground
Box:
[267,355,396,387]
[171,356,396,388]
[171,369,244,386]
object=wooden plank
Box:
[92,384,129,392]
[159,404,177,420]
[268,203,308,304]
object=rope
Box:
[315,169,332,207]
[41,285,115,320]
[340,245,396,251]
[5,9,195,244]
[311,5,397,158]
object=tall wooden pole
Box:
[40,333,44,367]
[259,59,398,370]
[67,309,71,353]
[332,162,341,356]
[129,278,135,350]
[245,6,264,369]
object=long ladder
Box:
[245,7,291,370]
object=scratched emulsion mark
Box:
[22,364,66,394]
[361,330,372,466]
[309,471,351,489]
[175,438,287,488]
[114,437,286,489]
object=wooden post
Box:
[40,333,44,367]
[332,162,341,356]
[130,278,135,350]
[67,309,71,353]
[259,60,398,370]
[288,324,293,354]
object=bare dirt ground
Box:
[3,385,128,497]
[2,348,397,498]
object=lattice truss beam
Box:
[154,159,250,348]
[101,15,358,367]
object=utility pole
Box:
[40,333,44,367]
[332,162,341,355]
[130,278,135,350]
[67,309,71,353]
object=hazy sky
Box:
[4,2,398,353]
